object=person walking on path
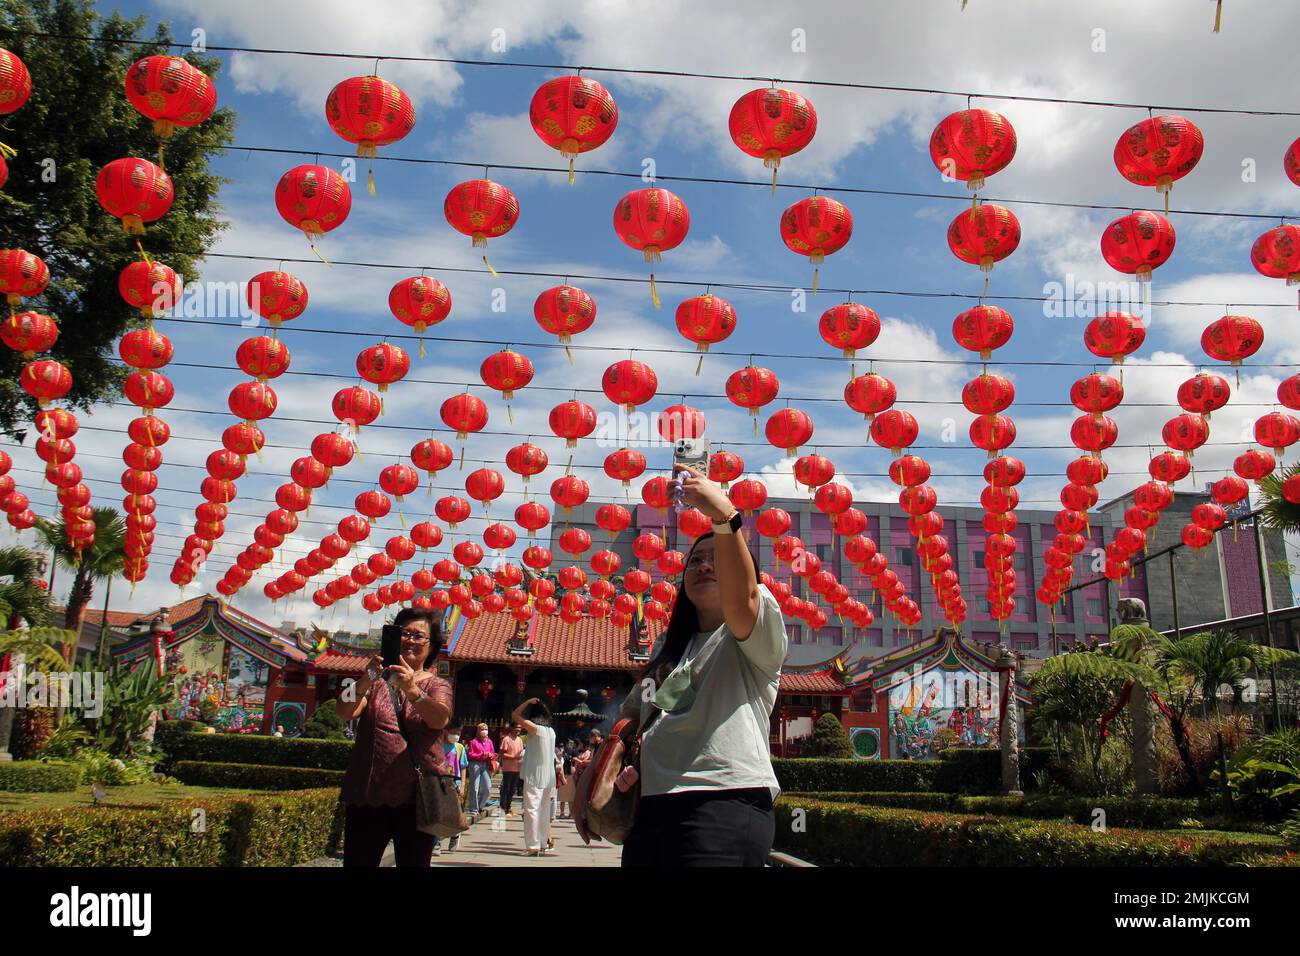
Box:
[498,723,524,816]
[336,608,452,867]
[466,721,496,816]
[512,697,556,856]
[433,720,467,856]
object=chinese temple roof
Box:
[446,610,663,671]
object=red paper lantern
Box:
[612,188,690,307]
[124,55,216,138]
[0,250,48,305]
[325,75,415,158]
[1,312,58,357]
[986,457,1025,486]
[387,275,451,340]
[357,342,410,392]
[728,479,768,516]
[266,509,298,535]
[465,467,504,507]
[411,521,442,549]
[37,409,80,441]
[454,542,485,568]
[815,483,854,516]
[19,360,72,405]
[675,295,736,357]
[484,523,516,552]
[1084,311,1146,364]
[236,336,291,382]
[657,404,707,442]
[890,455,931,487]
[504,442,548,483]
[411,437,454,477]
[1100,210,1175,281]
[530,76,618,181]
[946,203,1020,272]
[1149,450,1190,484]
[595,504,632,538]
[1278,374,1300,411]
[1177,372,1230,417]
[844,372,896,422]
[222,422,263,459]
[1256,413,1300,455]
[1250,224,1300,287]
[123,371,174,411]
[331,386,382,432]
[445,178,518,259]
[728,87,817,189]
[311,432,354,468]
[380,463,420,501]
[678,508,713,539]
[352,490,391,523]
[276,164,352,242]
[601,359,658,411]
[206,449,244,481]
[551,475,589,513]
[1133,481,1173,512]
[952,305,1013,359]
[603,447,646,487]
[1211,476,1249,507]
[1070,415,1118,455]
[963,373,1015,415]
[818,302,881,359]
[928,108,1016,192]
[549,400,597,448]
[870,410,919,455]
[726,365,780,421]
[642,476,674,512]
[440,392,488,440]
[118,260,181,318]
[96,157,173,234]
[781,196,852,289]
[1162,413,1210,455]
[386,536,417,563]
[1070,373,1123,417]
[228,381,277,422]
[971,415,1017,456]
[523,545,553,571]
[534,285,596,344]
[479,349,534,402]
[765,408,814,456]
[1062,483,1100,511]
[515,500,551,535]
[0,49,33,115]
[1284,475,1300,505]
[793,453,835,489]
[1113,115,1204,208]
[247,271,308,327]
[981,485,1018,514]
[1181,525,1215,551]
[1201,314,1263,367]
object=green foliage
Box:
[0,546,53,627]
[63,747,159,785]
[1259,462,1300,535]
[171,760,345,790]
[0,0,235,438]
[0,788,344,866]
[11,707,53,759]
[300,705,348,740]
[773,797,1290,867]
[932,746,1054,794]
[1215,729,1300,819]
[0,627,74,672]
[34,715,91,756]
[0,759,80,792]
[1154,629,1300,717]
[159,730,353,771]
[810,712,853,758]
[73,657,176,757]
[1282,810,1300,850]
[773,758,940,793]
[800,791,1208,829]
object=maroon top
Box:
[341,674,453,807]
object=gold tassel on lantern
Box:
[1214,0,1223,32]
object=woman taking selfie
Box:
[336,607,452,867]
[615,463,788,867]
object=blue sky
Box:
[4,0,1299,630]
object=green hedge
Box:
[773,797,1288,866]
[773,759,940,793]
[799,791,1208,829]
[171,761,346,791]
[931,746,1055,793]
[0,761,81,793]
[159,731,353,771]
[0,788,344,866]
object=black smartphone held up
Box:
[380,624,404,669]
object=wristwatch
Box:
[712,509,742,535]
[408,685,425,703]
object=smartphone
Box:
[380,624,403,669]
[672,438,711,512]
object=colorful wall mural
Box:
[887,666,1000,759]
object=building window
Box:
[896,546,913,565]
[1087,598,1104,616]
[973,550,985,568]
[816,544,832,563]
[1013,639,1033,652]
[1012,552,1027,570]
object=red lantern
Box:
[96,157,174,234]
[817,302,881,360]
[728,479,768,516]
[642,476,674,512]
[559,528,592,557]
[765,408,814,456]
[1256,412,1300,455]
[1211,476,1249,507]
[311,432,354,468]
[728,87,817,190]
[0,250,48,305]
[523,545,553,571]
[515,500,551,535]
[590,549,622,577]
[440,392,489,440]
[780,196,852,290]
[380,463,420,501]
[890,455,931,487]
[815,483,854,516]
[484,523,516,552]
[1084,311,1146,364]
[1234,449,1275,481]
[530,76,618,182]
[1133,481,1173,512]
[929,108,1016,192]
[1062,483,1100,511]
[410,520,442,549]
[1149,450,1190,484]
[675,295,736,361]
[247,271,308,327]
[1162,413,1210,455]
[613,188,690,308]
[330,387,381,432]
[0,49,32,115]
[124,54,215,140]
[549,400,597,448]
[946,203,1020,272]
[206,449,244,481]
[1192,502,1227,532]
[844,372,896,422]
[657,404,707,442]
[1177,372,1230,417]
[236,336,291,382]
[1250,224,1300,288]
[952,305,1013,359]
[454,541,485,568]
[678,508,713,539]
[534,285,596,345]
[971,415,1017,457]
[963,373,1015,415]
[871,410,919,455]
[387,536,417,563]
[1113,115,1204,210]
[228,381,277,423]
[981,485,1018,514]
[388,275,451,342]
[480,349,534,403]
[37,409,80,441]
[1070,373,1123,417]
[357,342,410,392]
[503,443,548,483]
[411,437,454,477]
[19,360,72,406]
[1284,475,1300,505]
[1201,315,1263,367]
[1,312,58,357]
[1070,415,1118,455]
[595,504,632,538]
[725,365,780,422]
[118,260,180,318]
[465,468,504,508]
[793,454,835,490]
[123,371,174,411]
[326,75,415,160]
[1100,211,1175,281]
[445,179,518,267]
[603,447,647,487]
[276,164,352,243]
[601,359,658,410]
[1182,525,1215,551]
[550,475,589,513]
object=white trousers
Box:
[522,783,555,851]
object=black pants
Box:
[621,788,774,867]
[343,803,435,867]
[500,771,521,812]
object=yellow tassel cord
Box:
[482,254,498,278]
[650,273,661,309]
[367,167,376,197]
[1214,0,1223,32]
[811,267,820,293]
[507,404,514,425]
[695,352,705,376]
[0,142,16,159]
[308,243,332,267]
[459,446,466,471]
[418,337,426,359]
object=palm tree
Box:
[1153,629,1300,719]
[0,545,55,630]
[34,507,127,663]
[1258,462,1300,534]
[0,626,73,759]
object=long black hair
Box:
[639,531,760,687]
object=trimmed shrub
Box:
[12,707,54,760]
[931,746,1055,793]
[811,713,853,758]
[0,788,344,866]
[773,758,940,794]
[159,731,353,771]
[171,761,345,791]
[0,761,81,793]
[800,791,1208,829]
[773,797,1289,867]
[301,706,348,740]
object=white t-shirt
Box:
[624,584,787,800]
[522,724,557,790]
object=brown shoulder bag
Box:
[573,708,660,846]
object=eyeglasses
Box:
[686,554,714,569]
[400,629,430,643]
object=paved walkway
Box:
[431,806,621,867]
